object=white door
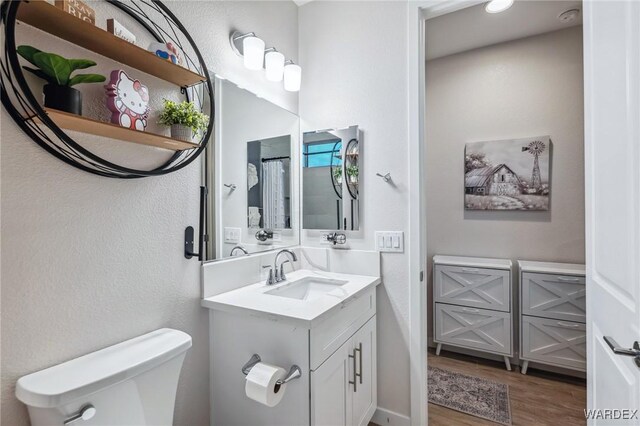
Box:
[311,342,351,426]
[351,317,377,426]
[584,1,640,423]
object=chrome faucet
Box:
[274,249,298,283]
[230,245,248,256]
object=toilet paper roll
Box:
[245,362,288,407]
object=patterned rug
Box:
[428,366,512,425]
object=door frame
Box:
[407,2,497,425]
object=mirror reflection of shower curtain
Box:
[262,159,286,229]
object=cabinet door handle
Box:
[556,276,580,282]
[556,321,580,328]
[461,268,480,273]
[356,342,363,384]
[348,348,357,392]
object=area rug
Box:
[428,366,512,425]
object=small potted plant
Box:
[158,99,209,142]
[332,166,343,184]
[346,165,359,184]
[17,45,106,115]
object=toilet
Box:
[15,328,192,426]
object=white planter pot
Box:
[171,124,193,142]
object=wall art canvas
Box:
[465,136,551,211]
[105,70,150,131]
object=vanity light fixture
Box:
[265,49,285,82]
[283,60,302,92]
[485,0,514,14]
[230,31,301,91]
[229,31,265,70]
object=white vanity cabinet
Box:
[207,283,377,426]
[518,261,586,374]
[433,255,513,370]
[311,316,376,426]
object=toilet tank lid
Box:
[15,328,192,409]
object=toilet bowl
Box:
[16,328,192,426]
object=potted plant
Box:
[158,99,209,142]
[346,165,359,184]
[17,45,106,115]
[332,166,343,184]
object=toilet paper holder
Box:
[242,354,302,385]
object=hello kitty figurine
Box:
[105,70,150,131]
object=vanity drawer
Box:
[310,288,376,371]
[434,303,511,356]
[434,265,510,312]
[521,272,586,322]
[521,315,586,371]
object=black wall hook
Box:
[185,186,207,260]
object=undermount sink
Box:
[265,276,348,301]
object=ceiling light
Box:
[283,61,301,92]
[265,50,285,82]
[485,0,513,14]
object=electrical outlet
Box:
[375,231,404,253]
[224,227,241,243]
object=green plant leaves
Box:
[68,59,98,71]
[68,73,106,86]
[16,45,105,87]
[158,98,209,133]
[17,45,42,66]
[32,52,71,85]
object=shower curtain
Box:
[262,159,286,229]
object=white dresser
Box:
[433,255,514,370]
[518,260,586,375]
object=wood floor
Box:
[428,349,587,426]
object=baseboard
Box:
[370,407,411,426]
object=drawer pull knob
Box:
[462,308,480,313]
[556,276,580,282]
[461,268,480,273]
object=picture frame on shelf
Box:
[54,0,95,24]
[107,19,137,45]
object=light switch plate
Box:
[224,227,241,243]
[375,231,404,253]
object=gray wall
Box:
[0,2,298,425]
[425,27,585,345]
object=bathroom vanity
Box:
[202,267,379,426]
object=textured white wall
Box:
[425,28,585,344]
[298,1,411,418]
[0,1,298,425]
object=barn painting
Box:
[465,136,551,211]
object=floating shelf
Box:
[16,0,207,87]
[36,108,199,151]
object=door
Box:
[584,1,640,423]
[311,342,351,426]
[351,317,377,426]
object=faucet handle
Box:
[279,260,291,282]
[262,265,275,285]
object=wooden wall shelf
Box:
[16,0,207,87]
[37,108,199,151]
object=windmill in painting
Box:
[465,136,551,211]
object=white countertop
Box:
[518,260,585,276]
[433,255,512,270]
[201,269,381,327]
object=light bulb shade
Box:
[265,51,285,82]
[283,63,302,92]
[243,36,265,70]
[485,0,514,13]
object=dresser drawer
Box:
[521,315,586,371]
[521,272,586,322]
[434,303,511,356]
[434,265,510,312]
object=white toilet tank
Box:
[16,328,192,426]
